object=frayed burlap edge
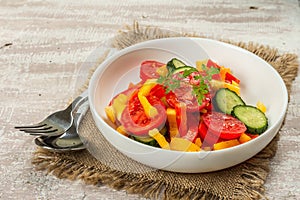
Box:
[33,149,221,199]
[32,21,299,200]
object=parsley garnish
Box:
[158,63,220,105]
[157,73,181,93]
[182,67,198,77]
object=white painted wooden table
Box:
[0,0,299,199]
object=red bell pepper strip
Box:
[149,84,166,99]
[198,120,220,147]
[225,72,240,84]
[246,133,259,139]
[176,103,188,137]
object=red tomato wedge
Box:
[206,59,221,68]
[120,90,166,136]
[140,60,165,81]
[202,112,246,140]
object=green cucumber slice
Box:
[232,105,268,134]
[172,66,197,74]
[213,88,245,114]
[167,58,186,72]
[131,135,159,147]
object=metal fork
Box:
[15,90,88,137]
[34,98,89,151]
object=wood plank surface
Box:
[0,0,299,199]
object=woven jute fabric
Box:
[32,22,299,200]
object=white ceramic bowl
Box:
[88,37,288,173]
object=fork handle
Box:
[73,99,89,129]
[69,90,88,112]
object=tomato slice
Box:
[212,73,222,80]
[198,70,221,81]
[140,60,165,81]
[206,59,221,68]
[202,112,246,140]
[200,59,221,80]
[120,90,166,136]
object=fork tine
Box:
[15,123,46,129]
[19,126,53,132]
[21,128,58,134]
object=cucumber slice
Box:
[167,58,186,72]
[213,88,245,114]
[172,66,197,74]
[131,135,159,147]
[232,105,268,134]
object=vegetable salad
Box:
[105,58,268,152]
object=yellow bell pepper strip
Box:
[148,128,170,150]
[194,137,202,148]
[225,82,240,95]
[166,108,179,138]
[105,106,116,124]
[238,133,252,144]
[232,80,239,87]
[138,82,158,118]
[116,125,128,136]
[111,93,128,121]
[213,139,240,150]
[209,79,240,95]
[138,81,157,95]
[138,95,158,118]
[196,59,208,71]
[170,137,201,152]
[256,101,267,113]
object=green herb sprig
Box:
[158,64,220,105]
[157,73,181,93]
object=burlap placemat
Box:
[32,23,299,199]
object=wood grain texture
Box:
[0,0,299,199]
